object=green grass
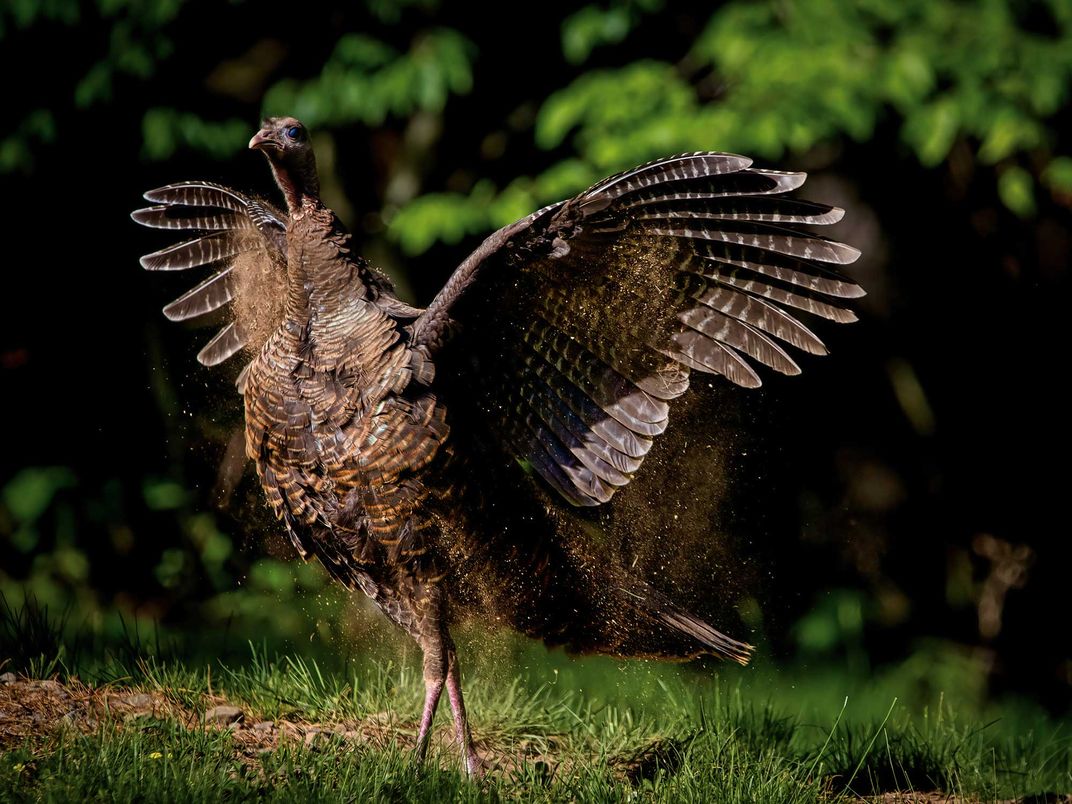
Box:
[1,599,1069,802]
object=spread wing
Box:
[132,181,288,391]
[412,152,864,507]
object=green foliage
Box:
[1,0,180,171]
[141,109,250,160]
[999,164,1037,217]
[7,0,1070,239]
[536,60,696,159]
[2,467,76,536]
[387,183,495,256]
[262,29,475,128]
[794,589,866,655]
[1043,155,1072,193]
[0,467,357,656]
[365,0,438,25]
[396,0,1072,250]
[2,468,80,578]
[560,0,663,65]
[0,0,80,33]
[0,110,56,174]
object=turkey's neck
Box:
[273,159,359,314]
[279,195,388,372]
[271,159,320,213]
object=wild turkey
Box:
[133,116,862,774]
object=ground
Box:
[0,634,1069,802]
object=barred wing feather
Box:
[416,152,863,507]
[132,181,287,384]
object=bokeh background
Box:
[1,0,1069,713]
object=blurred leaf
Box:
[903,97,959,167]
[0,139,30,174]
[488,180,539,229]
[332,33,395,69]
[386,182,496,255]
[249,559,296,596]
[562,5,632,64]
[3,468,76,525]
[978,109,1043,165]
[794,590,866,655]
[263,29,474,128]
[0,111,56,173]
[366,0,437,24]
[535,61,693,154]
[154,548,186,589]
[54,547,89,583]
[141,109,249,161]
[998,166,1036,217]
[882,46,935,110]
[143,479,187,511]
[1041,156,1072,194]
[294,560,331,591]
[532,158,598,199]
[0,0,79,34]
[75,64,114,108]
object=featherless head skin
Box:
[248,115,309,154]
[249,116,319,212]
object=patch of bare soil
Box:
[0,674,547,775]
[0,675,188,745]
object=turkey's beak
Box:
[248,130,278,152]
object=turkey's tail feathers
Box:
[535,572,755,664]
[658,608,753,665]
[607,579,754,664]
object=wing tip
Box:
[143,186,172,204]
[749,168,807,192]
[842,282,866,299]
[735,372,763,389]
[820,206,846,225]
[833,242,862,265]
[196,323,245,367]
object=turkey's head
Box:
[250,116,319,213]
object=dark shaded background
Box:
[1,1,1069,710]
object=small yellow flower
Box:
[12,763,24,773]
[148,752,163,760]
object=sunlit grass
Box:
[0,599,1068,801]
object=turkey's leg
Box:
[409,587,482,780]
[416,618,482,776]
[445,648,484,776]
[412,584,481,775]
[414,646,445,761]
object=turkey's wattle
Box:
[133,116,862,775]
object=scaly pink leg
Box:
[414,673,444,760]
[409,586,481,776]
[446,652,484,777]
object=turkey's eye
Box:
[285,126,303,141]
